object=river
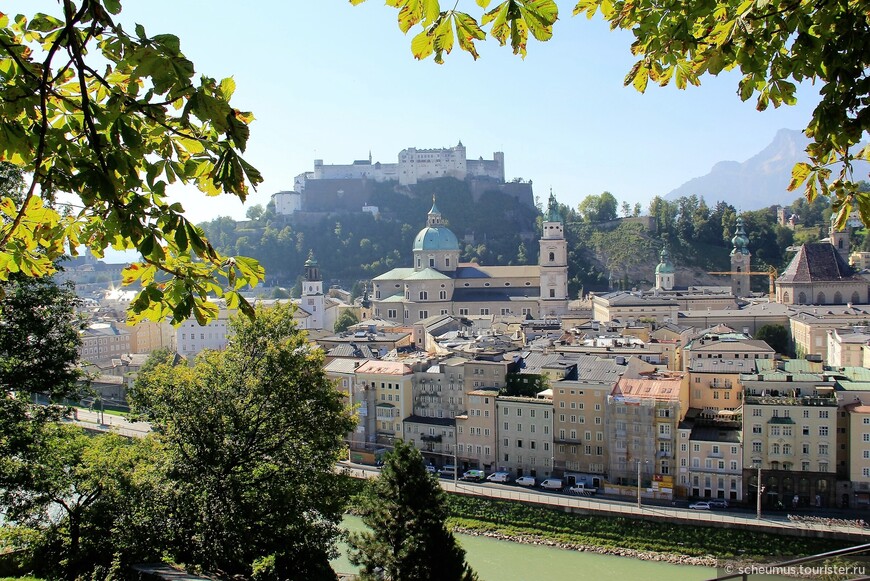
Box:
[332,515,718,580]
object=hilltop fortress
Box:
[273,142,533,217]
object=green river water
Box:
[332,515,719,580]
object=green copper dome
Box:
[413,227,459,251]
[413,201,459,251]
[655,245,675,274]
[731,217,750,255]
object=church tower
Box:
[302,250,325,330]
[538,191,569,317]
[655,243,675,291]
[829,215,851,261]
[730,218,751,297]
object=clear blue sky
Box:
[18,1,823,224]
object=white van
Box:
[461,469,485,481]
[540,478,564,490]
[486,471,512,483]
[439,465,457,478]
[515,476,536,487]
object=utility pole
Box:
[756,464,763,520]
[637,460,642,509]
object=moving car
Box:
[708,499,729,510]
[515,476,536,487]
[689,501,711,510]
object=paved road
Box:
[337,461,868,541]
[65,407,152,439]
[63,418,867,541]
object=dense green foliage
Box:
[0,2,264,325]
[349,441,478,581]
[335,309,360,333]
[200,178,540,287]
[754,324,792,356]
[445,495,853,559]
[130,304,356,579]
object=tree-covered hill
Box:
[201,181,844,298]
[199,178,541,290]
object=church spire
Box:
[546,189,561,223]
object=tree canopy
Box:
[349,439,478,581]
[0,2,265,325]
[351,0,870,226]
[131,303,355,578]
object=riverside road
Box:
[68,409,868,542]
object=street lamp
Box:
[636,459,648,509]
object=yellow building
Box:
[686,359,744,415]
[457,387,499,472]
[355,360,415,445]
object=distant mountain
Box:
[664,128,869,210]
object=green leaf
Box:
[788,162,812,191]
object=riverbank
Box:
[450,523,719,567]
[445,495,854,561]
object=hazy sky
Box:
[16,1,823,224]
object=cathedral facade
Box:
[370,194,568,324]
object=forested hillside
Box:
[200,178,541,291]
[202,177,854,298]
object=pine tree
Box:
[349,440,478,581]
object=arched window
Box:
[834,291,842,304]
[549,252,555,262]
[798,292,807,304]
[852,292,860,304]
[783,291,790,303]
[817,292,826,304]
[771,443,780,455]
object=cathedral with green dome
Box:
[371,194,568,325]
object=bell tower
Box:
[302,250,325,329]
[538,190,569,317]
[730,218,751,297]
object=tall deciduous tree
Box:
[349,440,478,581]
[0,2,264,324]
[131,303,355,579]
[352,0,870,225]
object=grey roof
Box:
[451,287,540,302]
[571,355,626,383]
[690,425,742,444]
[325,343,380,359]
[403,415,456,427]
[324,358,369,374]
[516,352,564,374]
[778,243,863,283]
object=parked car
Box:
[515,476,536,487]
[439,465,457,479]
[708,499,729,510]
[540,478,564,490]
[486,471,512,483]
[689,501,711,510]
[425,464,437,474]
[461,469,485,481]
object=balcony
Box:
[743,395,837,407]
